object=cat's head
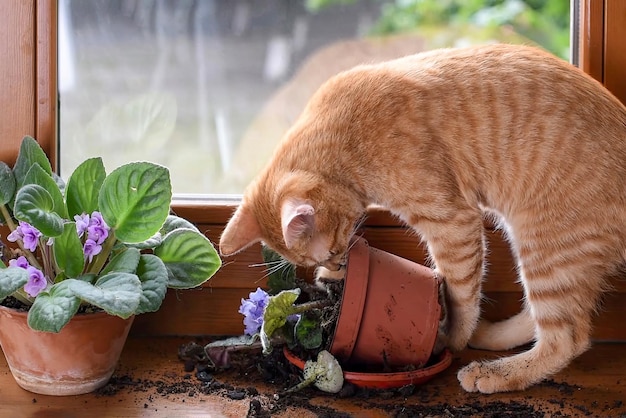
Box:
[219,170,364,270]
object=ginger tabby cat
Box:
[219,44,626,393]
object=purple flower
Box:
[87,211,109,244]
[89,211,107,229]
[239,287,270,336]
[87,224,108,245]
[24,266,47,297]
[8,255,29,269]
[7,222,42,252]
[83,239,102,263]
[74,213,90,237]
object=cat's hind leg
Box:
[458,261,607,393]
[469,309,535,351]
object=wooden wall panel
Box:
[578,0,605,82]
[603,0,626,104]
[0,0,35,164]
[35,0,58,168]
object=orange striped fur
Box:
[219,44,626,393]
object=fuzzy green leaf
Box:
[261,288,300,354]
[13,184,64,237]
[0,162,16,206]
[12,136,52,188]
[66,273,141,318]
[161,215,200,234]
[100,247,141,276]
[0,267,29,300]
[134,254,168,314]
[27,280,81,333]
[22,163,67,218]
[66,157,106,218]
[262,246,296,294]
[154,228,221,289]
[53,222,85,278]
[295,312,323,350]
[98,162,171,243]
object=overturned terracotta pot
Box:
[330,236,444,369]
[286,236,451,388]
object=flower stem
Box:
[0,204,17,231]
[86,233,116,275]
[284,374,317,394]
[12,288,33,305]
[289,299,332,315]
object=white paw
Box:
[313,266,346,290]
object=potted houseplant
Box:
[203,236,451,393]
[0,136,221,395]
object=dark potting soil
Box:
[88,330,621,417]
[1,295,103,314]
[171,340,555,418]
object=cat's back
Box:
[300,44,626,216]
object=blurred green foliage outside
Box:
[306,0,570,59]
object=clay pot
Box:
[0,306,134,395]
[284,237,450,388]
[329,236,444,369]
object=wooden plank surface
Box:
[0,337,624,417]
[0,0,35,164]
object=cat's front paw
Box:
[314,265,346,281]
[313,266,346,291]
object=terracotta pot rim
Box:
[283,346,453,389]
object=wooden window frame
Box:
[1,0,625,338]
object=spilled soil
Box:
[93,339,611,417]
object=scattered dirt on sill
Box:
[94,341,592,418]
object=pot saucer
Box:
[283,346,453,389]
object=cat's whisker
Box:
[248,259,284,268]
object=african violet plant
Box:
[0,136,221,332]
[206,247,343,393]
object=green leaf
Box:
[125,233,162,250]
[27,280,81,333]
[98,162,171,243]
[100,247,141,276]
[12,136,52,188]
[0,267,29,300]
[13,184,64,237]
[134,254,168,314]
[295,312,323,350]
[66,157,106,218]
[66,273,141,318]
[23,163,68,218]
[161,215,200,234]
[53,222,85,278]
[260,288,300,354]
[0,162,16,205]
[262,246,296,294]
[154,228,221,289]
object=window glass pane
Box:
[59,0,570,195]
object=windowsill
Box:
[1,336,624,416]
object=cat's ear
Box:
[219,205,263,256]
[281,199,315,249]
